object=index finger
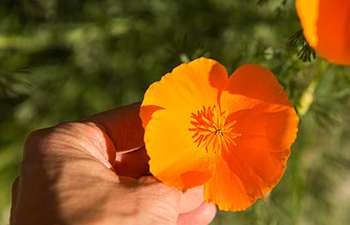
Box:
[87,103,144,152]
[86,103,150,178]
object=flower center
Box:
[189,105,241,153]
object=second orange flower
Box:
[296,0,350,64]
[140,57,299,211]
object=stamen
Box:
[189,105,241,153]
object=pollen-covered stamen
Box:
[189,105,241,153]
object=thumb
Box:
[136,176,182,225]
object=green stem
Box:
[297,72,321,117]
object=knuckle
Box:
[23,127,54,160]
[25,127,52,148]
[24,121,86,147]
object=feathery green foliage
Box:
[1,0,350,224]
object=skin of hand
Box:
[10,103,216,225]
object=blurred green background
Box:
[1,0,350,224]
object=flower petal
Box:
[214,63,298,210]
[140,58,230,189]
[204,105,298,211]
[141,59,299,212]
[224,104,297,190]
[144,107,213,190]
[296,0,350,64]
[295,0,320,47]
[214,93,298,210]
[222,65,298,153]
[225,64,291,106]
[141,57,229,126]
[204,156,256,211]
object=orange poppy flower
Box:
[296,0,350,64]
[140,57,299,211]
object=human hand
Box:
[10,103,216,225]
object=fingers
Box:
[177,185,216,225]
[179,186,205,213]
[10,177,20,225]
[25,103,149,179]
[114,146,150,178]
[177,202,217,225]
[87,103,144,152]
[136,176,183,225]
[178,186,216,225]
[86,103,150,178]
[137,176,216,225]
